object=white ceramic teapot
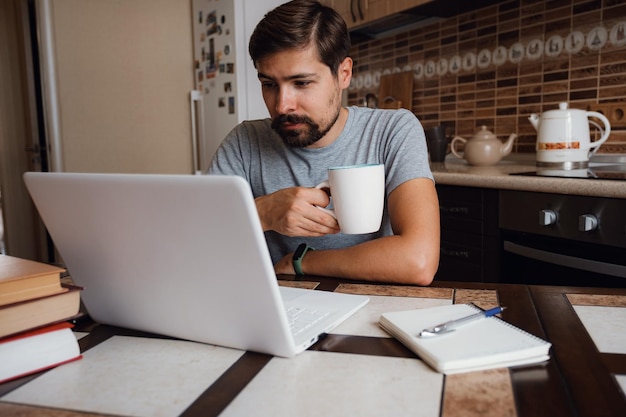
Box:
[450,126,517,166]
[528,102,611,169]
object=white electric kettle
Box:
[528,102,611,169]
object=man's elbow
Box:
[402,252,439,286]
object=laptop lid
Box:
[23,172,367,357]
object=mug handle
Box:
[314,181,336,218]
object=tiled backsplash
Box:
[347,0,626,154]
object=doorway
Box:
[0,0,49,261]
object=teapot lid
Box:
[473,125,496,140]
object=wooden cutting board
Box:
[378,71,413,110]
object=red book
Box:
[0,322,82,384]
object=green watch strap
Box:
[292,243,314,276]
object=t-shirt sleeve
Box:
[381,109,433,194]
[206,125,248,178]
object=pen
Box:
[418,306,506,337]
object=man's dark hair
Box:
[249,0,351,75]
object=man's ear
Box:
[337,57,353,89]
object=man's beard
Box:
[271,110,340,148]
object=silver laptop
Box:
[23,172,368,357]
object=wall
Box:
[347,0,626,154]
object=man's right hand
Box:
[255,187,340,237]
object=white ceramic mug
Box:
[315,164,385,234]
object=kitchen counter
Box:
[432,154,626,199]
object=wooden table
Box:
[1,278,625,417]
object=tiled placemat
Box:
[566,293,626,355]
[336,283,453,299]
[278,280,320,289]
[615,375,626,399]
[0,403,103,417]
[566,294,626,307]
[442,368,516,417]
[1,336,245,417]
[219,350,444,417]
[454,289,499,310]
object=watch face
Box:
[294,243,307,259]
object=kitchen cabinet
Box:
[388,0,434,16]
[329,0,435,29]
[329,0,389,28]
[435,185,500,283]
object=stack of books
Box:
[0,255,83,384]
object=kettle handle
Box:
[450,136,467,159]
[586,111,611,155]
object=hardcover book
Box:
[0,322,81,384]
[0,255,66,306]
[0,284,82,338]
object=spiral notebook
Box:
[379,303,551,374]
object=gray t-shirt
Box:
[208,106,433,264]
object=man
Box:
[208,0,439,285]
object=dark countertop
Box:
[432,153,626,198]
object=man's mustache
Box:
[271,113,314,129]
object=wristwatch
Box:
[292,243,314,276]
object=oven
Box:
[499,190,626,288]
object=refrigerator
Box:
[191,0,284,172]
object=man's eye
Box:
[295,81,311,87]
[261,81,277,88]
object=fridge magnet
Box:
[228,97,235,114]
[224,82,232,93]
[224,43,231,56]
[227,63,235,74]
[206,64,216,79]
[218,97,226,108]
[206,11,218,35]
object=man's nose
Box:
[276,87,296,114]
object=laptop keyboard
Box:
[285,306,331,336]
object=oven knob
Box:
[579,214,598,232]
[539,209,557,226]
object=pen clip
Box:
[419,327,455,337]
